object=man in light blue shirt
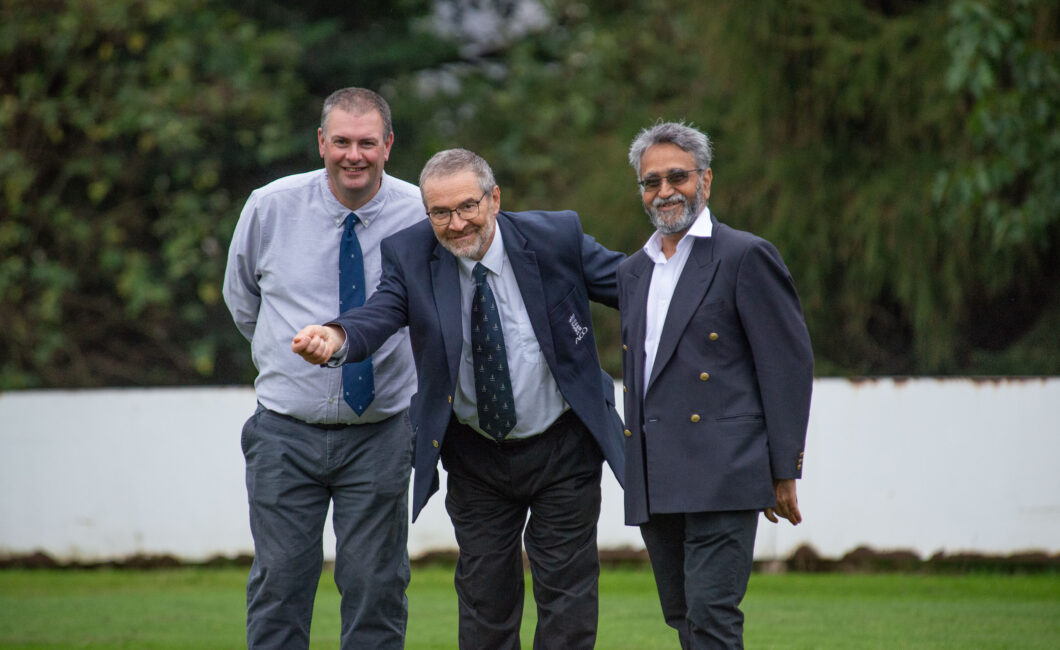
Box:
[223,88,423,650]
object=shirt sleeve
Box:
[222,194,263,342]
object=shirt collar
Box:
[643,206,713,262]
[321,171,397,228]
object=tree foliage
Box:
[1,0,308,386]
[391,0,1060,376]
[2,0,1058,388]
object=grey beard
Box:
[440,218,496,260]
[648,181,704,235]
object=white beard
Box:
[648,179,704,235]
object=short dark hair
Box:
[320,88,392,141]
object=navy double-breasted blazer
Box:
[617,215,813,525]
[335,210,626,521]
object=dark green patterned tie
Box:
[471,263,516,440]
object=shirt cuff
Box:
[324,337,348,368]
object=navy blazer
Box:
[335,210,626,521]
[618,216,813,525]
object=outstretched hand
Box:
[763,478,802,525]
[291,324,346,365]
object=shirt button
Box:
[709,332,719,341]
[328,398,335,404]
[699,372,710,381]
[690,414,701,423]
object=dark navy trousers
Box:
[640,510,759,650]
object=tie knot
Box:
[473,262,489,285]
[345,212,359,234]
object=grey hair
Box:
[627,121,713,178]
[320,87,393,141]
[418,148,496,203]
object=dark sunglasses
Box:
[638,168,703,191]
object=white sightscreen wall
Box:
[1,378,1058,562]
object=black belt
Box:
[455,408,582,445]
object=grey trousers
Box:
[640,510,759,650]
[440,411,603,650]
[242,406,413,650]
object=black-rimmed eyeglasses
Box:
[638,169,703,191]
[426,190,489,225]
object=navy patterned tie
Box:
[471,263,516,440]
[340,212,374,415]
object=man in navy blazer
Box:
[292,148,625,649]
[618,122,813,649]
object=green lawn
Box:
[0,566,1057,649]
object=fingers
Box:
[771,478,802,526]
[775,500,801,525]
[763,508,778,524]
[291,325,334,364]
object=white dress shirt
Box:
[453,225,568,440]
[642,206,714,395]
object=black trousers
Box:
[640,510,759,650]
[440,411,603,650]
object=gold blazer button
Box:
[709,332,719,341]
[623,429,632,437]
[699,372,710,381]
[690,414,701,423]
[432,440,439,448]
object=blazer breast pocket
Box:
[548,286,592,348]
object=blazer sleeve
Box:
[332,235,411,363]
[734,239,814,479]
[578,228,625,309]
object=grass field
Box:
[1,565,1058,649]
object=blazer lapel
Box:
[626,254,654,398]
[499,214,559,371]
[647,235,720,389]
[429,242,464,390]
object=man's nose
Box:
[448,213,470,231]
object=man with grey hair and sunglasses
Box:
[292,148,626,649]
[617,122,814,649]
[224,87,423,649]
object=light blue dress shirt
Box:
[223,170,424,424]
[453,225,569,440]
